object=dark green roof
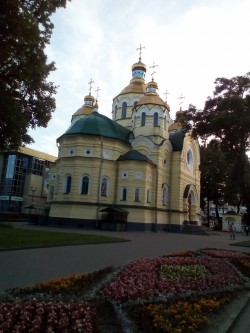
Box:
[117,149,154,164]
[169,129,186,151]
[59,112,133,144]
[100,207,128,214]
[224,210,238,215]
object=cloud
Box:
[27,0,250,156]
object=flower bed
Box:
[160,264,210,280]
[230,258,250,278]
[199,248,250,259]
[129,294,232,333]
[101,256,243,302]
[8,266,114,297]
[1,248,250,333]
[0,300,96,333]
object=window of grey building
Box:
[0,153,52,212]
[0,153,30,212]
[31,158,50,176]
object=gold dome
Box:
[135,80,170,111]
[72,94,95,118]
[168,122,183,132]
[114,59,147,98]
[118,79,146,95]
[146,80,158,91]
[131,60,147,72]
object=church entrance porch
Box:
[99,207,128,231]
[183,184,200,226]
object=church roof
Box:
[72,94,95,118]
[137,94,167,108]
[114,59,147,98]
[168,121,183,132]
[59,112,133,144]
[100,206,128,214]
[224,210,238,215]
[117,149,155,164]
[117,79,146,96]
[169,129,186,151]
[135,79,170,111]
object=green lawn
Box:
[0,225,129,250]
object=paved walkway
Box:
[1,222,249,292]
[1,222,250,332]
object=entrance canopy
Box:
[100,207,128,214]
[99,206,128,231]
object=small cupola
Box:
[71,79,95,123]
[93,100,99,113]
[146,79,158,94]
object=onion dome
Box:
[114,59,147,97]
[93,100,99,113]
[71,94,95,122]
[169,128,186,151]
[168,121,183,132]
[135,79,170,111]
[131,60,147,79]
[168,107,185,132]
[59,112,133,144]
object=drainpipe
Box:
[153,164,158,232]
[168,152,173,232]
[113,160,119,207]
[96,136,104,227]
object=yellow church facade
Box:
[48,56,200,231]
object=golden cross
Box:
[163,90,170,102]
[178,93,185,105]
[149,62,158,80]
[136,43,145,61]
[95,87,101,100]
[88,78,94,95]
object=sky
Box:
[27,0,250,157]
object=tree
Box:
[0,0,70,150]
[200,139,235,226]
[177,73,250,210]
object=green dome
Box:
[117,150,154,164]
[169,129,186,151]
[60,112,133,144]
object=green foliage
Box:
[177,73,250,209]
[0,0,70,150]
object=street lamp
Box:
[30,186,37,205]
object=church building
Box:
[47,52,201,232]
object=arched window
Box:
[81,176,89,194]
[141,112,146,126]
[135,188,140,202]
[154,112,159,126]
[121,188,127,201]
[134,101,138,107]
[64,175,72,194]
[186,149,194,170]
[162,184,168,206]
[101,177,109,196]
[122,102,127,119]
[114,105,117,120]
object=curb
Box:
[207,292,250,333]
[225,295,250,333]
